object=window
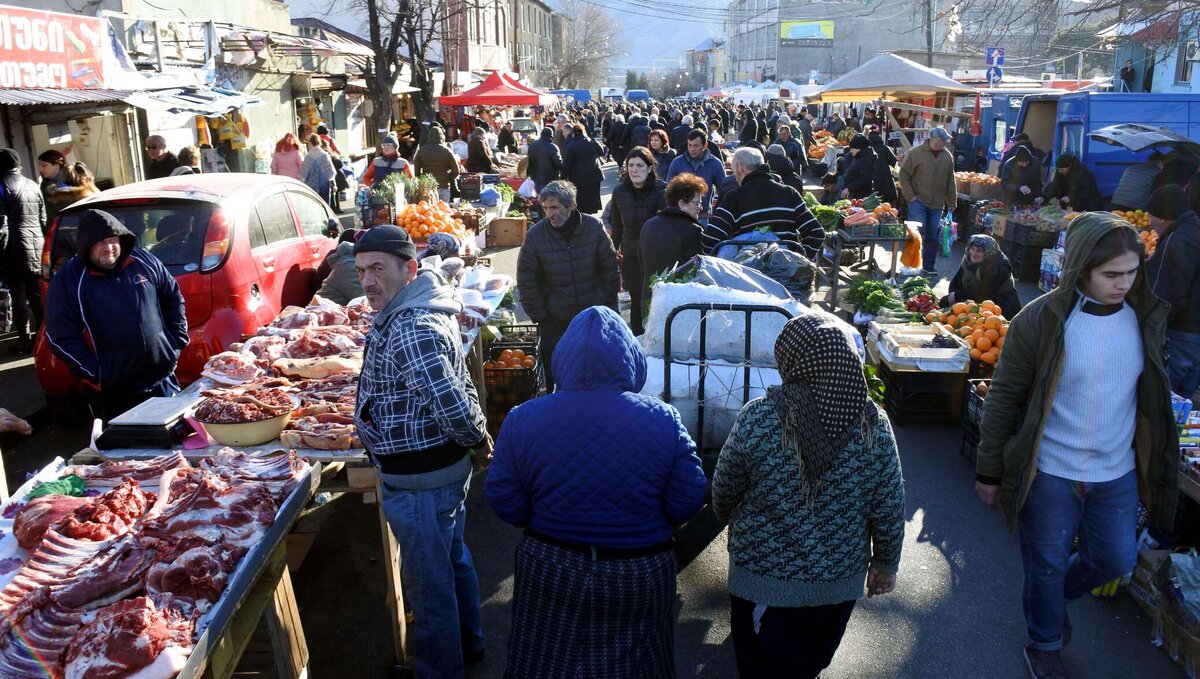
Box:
[1176,40,1197,84]
[52,201,214,275]
[993,120,1007,154]
[1059,122,1083,159]
[247,208,269,250]
[289,191,331,237]
[256,193,299,245]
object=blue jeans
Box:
[908,200,943,270]
[1018,470,1138,651]
[1167,329,1200,399]
[380,473,484,678]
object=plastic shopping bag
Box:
[517,177,537,198]
[940,213,954,258]
[900,223,923,270]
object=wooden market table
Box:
[816,227,913,312]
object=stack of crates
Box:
[961,379,990,466]
[484,323,543,437]
[1003,222,1057,283]
[875,359,968,426]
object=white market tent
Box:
[812,53,977,102]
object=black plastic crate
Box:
[964,378,991,424]
[492,323,539,350]
[1008,221,1059,249]
[1003,240,1046,283]
[961,420,980,466]
[876,360,968,426]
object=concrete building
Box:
[687,38,727,89]
[512,0,555,87]
[725,0,943,84]
[447,0,513,81]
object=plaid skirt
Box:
[504,534,678,679]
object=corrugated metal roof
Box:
[0,89,132,106]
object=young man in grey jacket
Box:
[353,225,491,678]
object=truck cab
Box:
[1012,92,1200,200]
[599,87,625,102]
[627,89,651,103]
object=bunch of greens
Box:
[899,277,932,298]
[495,182,516,205]
[846,278,895,308]
[864,365,886,404]
[373,172,408,204]
[813,206,843,231]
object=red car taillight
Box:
[201,209,231,273]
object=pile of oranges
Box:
[395,200,467,241]
[1139,229,1158,257]
[924,299,1009,366]
[485,348,536,371]
[1112,210,1150,228]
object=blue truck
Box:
[551,89,593,103]
[626,89,651,103]
[1009,91,1200,200]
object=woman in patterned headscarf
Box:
[712,313,906,679]
[943,234,1024,317]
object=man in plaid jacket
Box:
[353,225,491,678]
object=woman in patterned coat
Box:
[486,305,707,679]
[712,313,906,678]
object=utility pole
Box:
[925,0,934,68]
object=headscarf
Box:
[767,314,870,494]
[960,234,1008,299]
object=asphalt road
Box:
[0,164,1181,678]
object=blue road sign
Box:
[986,66,1003,87]
[986,47,1005,66]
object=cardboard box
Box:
[1157,603,1200,679]
[1130,549,1170,618]
[991,215,1007,240]
[486,217,528,248]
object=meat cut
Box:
[13,495,91,549]
[65,453,190,490]
[200,351,263,385]
[199,449,307,502]
[145,534,246,611]
[54,479,155,544]
[140,471,277,550]
[0,587,83,678]
[0,532,110,612]
[54,534,155,611]
[61,594,194,679]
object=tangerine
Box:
[952,302,968,315]
[510,349,526,360]
[985,328,1000,342]
[521,357,536,369]
[970,348,982,359]
[996,336,1004,348]
[977,337,993,352]
[979,350,998,365]
[499,349,514,361]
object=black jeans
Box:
[620,248,645,336]
[6,272,42,342]
[537,319,570,393]
[730,594,855,679]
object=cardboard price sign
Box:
[0,7,105,89]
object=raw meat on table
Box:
[54,479,155,543]
[200,449,308,502]
[140,471,276,550]
[64,453,190,490]
[53,534,155,611]
[61,594,195,679]
[200,351,262,385]
[281,326,364,359]
[12,495,91,549]
[145,534,246,611]
[0,586,83,678]
[0,532,111,611]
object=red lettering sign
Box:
[0,6,104,89]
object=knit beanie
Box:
[354,224,417,261]
[1014,146,1032,163]
[1146,185,1192,220]
[765,144,787,157]
[1055,153,1076,169]
[0,149,19,173]
[848,134,869,150]
[381,134,399,148]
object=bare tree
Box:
[352,0,480,131]
[545,0,624,89]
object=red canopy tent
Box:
[440,72,557,107]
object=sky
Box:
[286,0,724,76]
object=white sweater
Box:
[1037,298,1143,482]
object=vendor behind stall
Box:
[941,235,1022,318]
[1001,146,1043,207]
[44,209,188,423]
[363,135,414,187]
[465,127,499,174]
[1144,185,1200,397]
[1044,154,1102,212]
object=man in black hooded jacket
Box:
[0,149,45,354]
[45,209,188,422]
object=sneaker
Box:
[1024,646,1069,679]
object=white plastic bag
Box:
[517,177,537,198]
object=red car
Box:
[36,174,339,405]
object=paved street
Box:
[0,165,1181,678]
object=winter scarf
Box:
[767,314,870,495]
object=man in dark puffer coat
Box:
[517,181,619,391]
[526,127,562,192]
[0,149,46,354]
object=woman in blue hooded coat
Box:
[486,305,708,679]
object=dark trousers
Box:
[730,594,855,679]
[6,272,42,342]
[537,320,570,393]
[621,248,645,336]
[90,373,180,424]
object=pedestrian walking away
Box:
[713,313,905,679]
[975,212,1178,679]
[561,124,605,215]
[0,148,46,355]
[487,305,707,679]
[352,225,491,679]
